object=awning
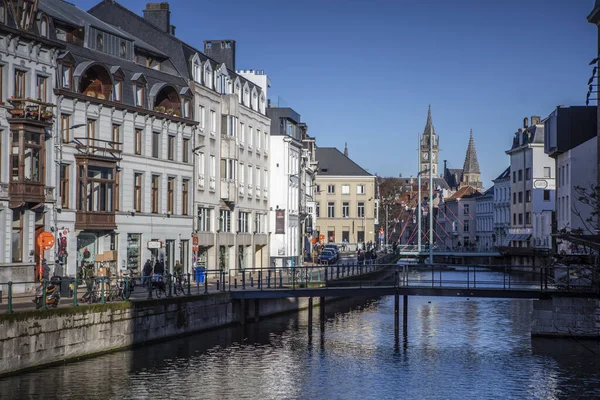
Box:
[506,234,531,242]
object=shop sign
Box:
[275,209,285,234]
[533,180,548,189]
[147,240,163,249]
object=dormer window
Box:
[40,16,49,38]
[135,84,145,107]
[193,57,201,83]
[182,98,191,118]
[79,64,112,99]
[251,89,258,110]
[113,80,122,102]
[259,94,266,114]
[62,64,73,89]
[243,85,250,106]
[97,34,104,51]
[120,42,126,58]
[204,62,213,90]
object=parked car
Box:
[318,249,337,265]
[324,244,340,259]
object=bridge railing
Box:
[0,263,598,312]
[396,245,501,254]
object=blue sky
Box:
[76,0,596,187]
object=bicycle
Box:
[153,275,167,298]
[173,274,187,296]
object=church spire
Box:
[344,142,348,157]
[423,104,435,136]
[463,129,480,174]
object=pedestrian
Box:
[142,259,153,285]
[174,260,183,278]
[41,258,50,281]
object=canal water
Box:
[3,269,600,400]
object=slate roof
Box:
[463,129,480,174]
[508,124,545,152]
[493,166,510,181]
[446,186,482,201]
[477,185,494,199]
[423,105,435,136]
[444,168,463,190]
[315,148,372,177]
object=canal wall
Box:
[0,293,317,376]
[531,297,600,338]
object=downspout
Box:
[54,94,63,274]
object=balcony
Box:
[75,211,116,230]
[220,179,237,203]
[0,183,8,200]
[7,98,55,122]
[9,182,45,207]
[220,135,238,159]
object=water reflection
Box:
[2,290,600,399]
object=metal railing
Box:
[0,262,597,313]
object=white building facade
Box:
[506,117,555,265]
[492,167,511,247]
[476,186,494,250]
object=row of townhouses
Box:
[0,0,378,289]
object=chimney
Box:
[443,160,447,174]
[531,116,541,125]
[170,25,176,35]
[143,3,171,33]
[344,142,348,157]
[204,40,236,71]
[523,117,529,128]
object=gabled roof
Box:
[446,186,482,200]
[315,147,372,177]
[463,129,480,174]
[493,166,510,181]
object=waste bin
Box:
[195,267,205,283]
[55,276,71,298]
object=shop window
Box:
[327,230,335,243]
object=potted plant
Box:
[173,109,181,117]
[154,105,166,113]
[41,110,53,120]
[166,107,174,115]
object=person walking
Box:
[142,259,153,286]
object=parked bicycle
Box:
[173,274,187,296]
[152,274,167,298]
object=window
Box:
[183,139,190,163]
[11,131,43,183]
[264,132,268,152]
[120,42,126,58]
[60,164,69,209]
[14,70,26,98]
[115,169,120,211]
[238,211,250,233]
[342,184,350,194]
[513,192,516,205]
[543,167,551,178]
[151,175,159,213]
[113,80,122,102]
[543,190,551,201]
[219,210,231,232]
[316,185,321,193]
[357,185,365,195]
[240,122,245,144]
[97,34,104,51]
[112,125,121,151]
[256,129,261,149]
[357,202,365,218]
[513,213,516,225]
[525,168,531,180]
[316,202,320,218]
[183,99,191,118]
[152,132,160,158]
[221,158,237,180]
[526,190,531,203]
[199,106,205,129]
[12,211,22,263]
[518,191,523,204]
[512,171,516,183]
[0,3,5,24]
[167,135,175,161]
[464,220,470,232]
[225,115,238,137]
[40,17,49,38]
[525,212,531,225]
[78,165,115,212]
[135,129,143,155]
[36,75,47,102]
[327,201,335,218]
[518,213,523,225]
[167,177,175,214]
[463,204,470,215]
[61,114,71,143]
[210,155,216,190]
[327,184,335,194]
[342,202,350,217]
[249,126,253,147]
[518,169,523,181]
[210,110,216,134]
[87,119,95,140]
[135,84,145,107]
[62,64,73,90]
[182,180,189,216]
[134,173,142,212]
[327,231,335,243]
[198,207,211,232]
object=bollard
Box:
[234,278,238,289]
[41,279,48,310]
[187,272,192,295]
[100,278,105,304]
[7,282,13,314]
[73,278,79,307]
[216,279,220,291]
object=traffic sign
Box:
[311,237,317,245]
[37,232,55,250]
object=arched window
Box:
[193,59,201,83]
[243,84,250,106]
[79,64,113,100]
[251,88,258,110]
[234,79,241,103]
[40,16,49,38]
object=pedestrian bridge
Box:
[395,245,501,257]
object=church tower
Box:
[419,105,439,178]
[460,129,482,189]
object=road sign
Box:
[311,237,317,245]
[37,232,55,250]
